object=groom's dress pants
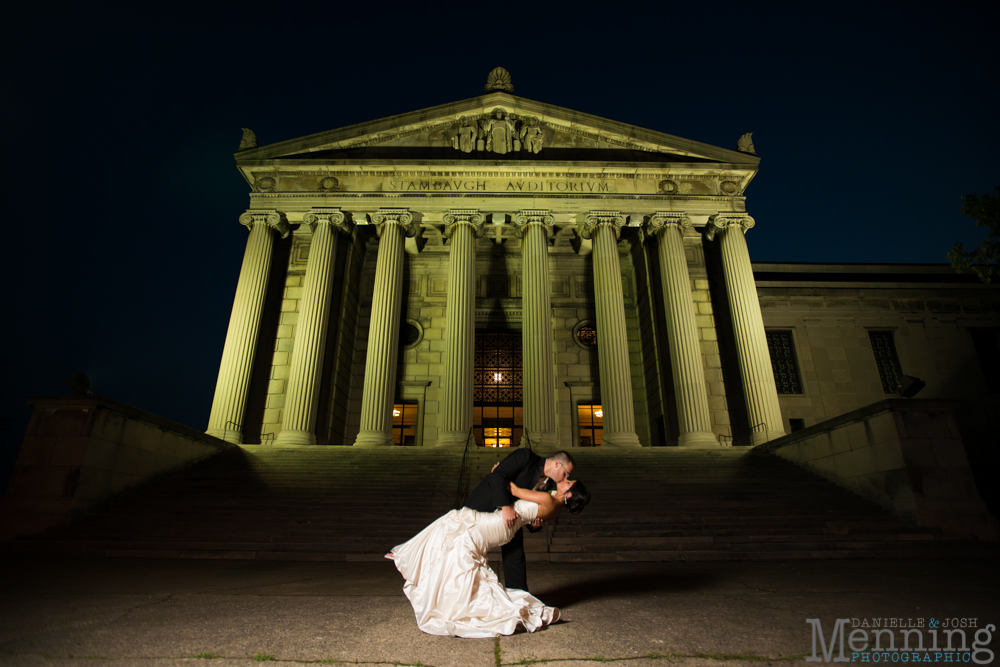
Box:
[501,528,527,592]
[462,447,544,593]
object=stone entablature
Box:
[243,170,753,199]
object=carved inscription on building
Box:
[385,178,614,193]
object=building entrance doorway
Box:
[473,331,523,447]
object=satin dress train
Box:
[389,499,560,638]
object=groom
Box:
[463,449,575,593]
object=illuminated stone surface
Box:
[206,77,813,450]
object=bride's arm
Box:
[508,482,554,505]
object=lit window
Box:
[392,403,418,446]
[576,325,597,347]
[473,332,523,447]
[578,404,603,447]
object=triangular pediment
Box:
[236,92,758,167]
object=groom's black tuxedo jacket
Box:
[463,448,545,514]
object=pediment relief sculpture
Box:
[445,110,548,155]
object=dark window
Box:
[578,404,604,447]
[766,330,802,394]
[969,328,1000,394]
[869,330,902,393]
[401,323,420,347]
[474,332,523,447]
[789,418,805,433]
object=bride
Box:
[387,476,590,638]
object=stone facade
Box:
[206,75,1000,484]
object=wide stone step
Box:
[7,445,991,561]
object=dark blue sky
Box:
[2,1,998,467]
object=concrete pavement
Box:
[0,557,997,666]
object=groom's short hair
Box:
[548,451,575,467]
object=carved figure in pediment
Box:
[480,108,518,154]
[451,117,478,153]
[520,117,544,154]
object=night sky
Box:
[3,2,998,481]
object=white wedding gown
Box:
[389,499,560,638]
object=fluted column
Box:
[207,210,290,443]
[275,209,352,446]
[515,210,557,448]
[648,212,718,447]
[708,214,785,444]
[353,209,415,447]
[580,211,642,447]
[438,209,484,447]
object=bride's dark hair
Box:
[564,480,590,515]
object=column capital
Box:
[372,208,416,238]
[706,213,755,240]
[513,209,554,239]
[443,209,485,238]
[648,211,692,235]
[302,208,352,235]
[580,211,626,240]
[239,209,290,239]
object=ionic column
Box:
[207,210,290,443]
[580,211,642,447]
[708,214,785,444]
[353,209,415,447]
[437,209,484,447]
[275,209,352,446]
[648,212,718,447]
[515,210,557,449]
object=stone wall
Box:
[759,399,999,541]
[756,266,1000,433]
[755,263,1000,512]
[1,396,229,540]
[618,237,660,447]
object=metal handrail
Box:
[454,427,475,509]
[719,422,767,447]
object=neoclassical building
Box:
[205,69,1000,463]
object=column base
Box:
[677,431,721,448]
[206,428,242,444]
[274,430,318,446]
[437,431,475,448]
[522,430,558,451]
[751,430,786,446]
[600,431,643,448]
[352,431,395,447]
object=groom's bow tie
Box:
[533,476,552,492]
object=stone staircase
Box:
[2,446,996,561]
